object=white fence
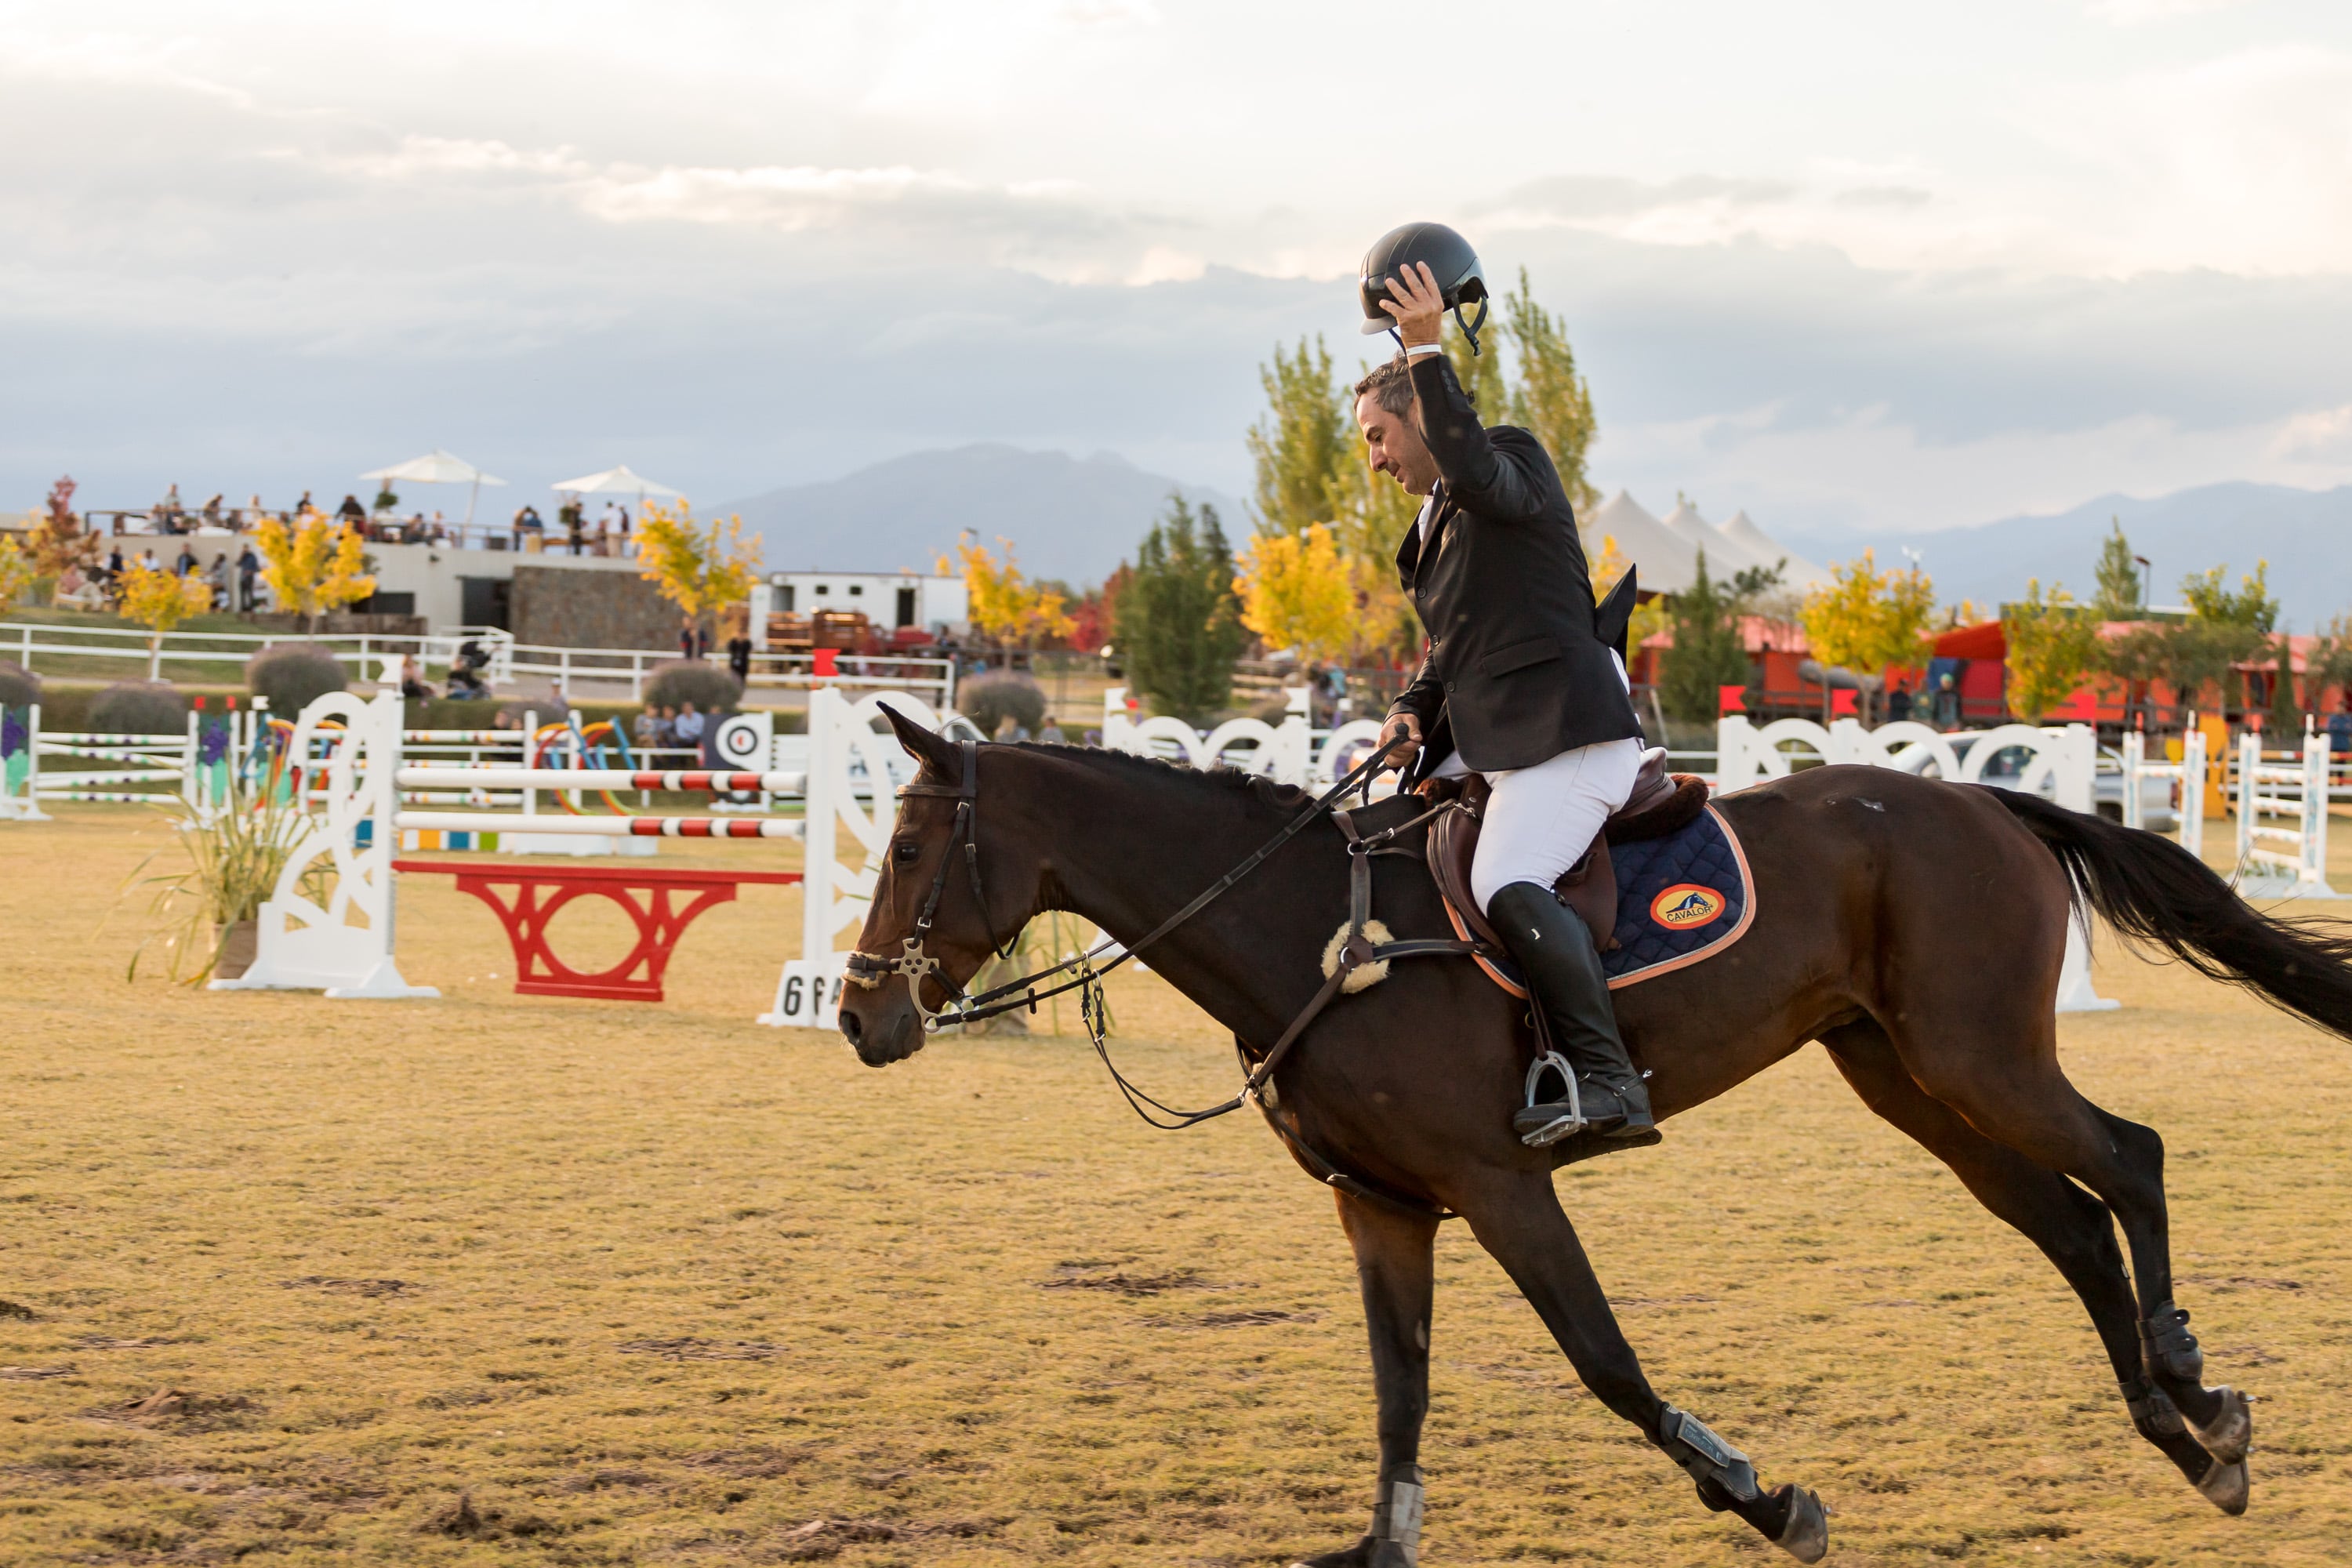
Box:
[2,619,954,706]
[1715,716,2115,1014]
[1098,686,1393,790]
[0,705,234,821]
[2119,726,2206,850]
[2233,730,2340,900]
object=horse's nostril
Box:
[840,1009,862,1045]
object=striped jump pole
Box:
[391,768,808,794]
[396,811,804,840]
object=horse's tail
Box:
[1991,789,2352,1039]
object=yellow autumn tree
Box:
[2003,579,2103,724]
[1233,523,1355,662]
[0,536,34,610]
[256,508,375,630]
[636,502,761,633]
[118,562,212,680]
[940,533,1074,651]
[1800,550,1936,724]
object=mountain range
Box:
[720,447,2350,628]
[1778,481,2352,629]
[715,444,1242,588]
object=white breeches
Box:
[1441,737,1647,915]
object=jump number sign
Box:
[765,956,848,1029]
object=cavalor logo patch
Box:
[1650,884,1727,931]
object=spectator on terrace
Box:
[205,553,230,610]
[245,495,264,528]
[103,545,124,585]
[633,706,662,750]
[176,543,200,577]
[993,713,1030,743]
[596,502,620,557]
[296,490,314,516]
[615,503,631,552]
[727,632,752,683]
[336,494,367,528]
[236,545,260,612]
[397,655,433,700]
[673,701,707,751]
[1037,713,1065,745]
[680,621,699,661]
[200,493,224,528]
[561,499,585,555]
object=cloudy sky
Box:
[5,0,2351,547]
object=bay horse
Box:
[836,710,2352,1564]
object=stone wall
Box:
[510,564,681,650]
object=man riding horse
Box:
[1356,222,1655,1152]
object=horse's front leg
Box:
[1290,1191,1439,1568]
[1461,1174,1831,1563]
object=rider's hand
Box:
[1376,260,1446,349]
[1377,711,1422,775]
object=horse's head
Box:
[835,706,1026,1067]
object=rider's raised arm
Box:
[1406,354,1550,524]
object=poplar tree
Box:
[1246,336,1350,539]
[1502,267,1600,515]
[1115,495,1247,724]
[2092,520,2143,620]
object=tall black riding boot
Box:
[1487,880,1657,1149]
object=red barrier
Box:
[395,859,804,1002]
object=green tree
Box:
[1246,336,1350,539]
[2003,580,2103,723]
[1660,551,1781,723]
[1442,314,1508,427]
[1114,495,1247,724]
[2181,561,2277,633]
[2092,520,2143,620]
[2265,635,2303,734]
[1501,267,1599,514]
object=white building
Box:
[748,571,969,647]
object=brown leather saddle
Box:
[1426,748,1710,956]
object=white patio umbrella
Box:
[550,465,686,510]
[359,449,507,527]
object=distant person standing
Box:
[236,544,260,612]
[727,630,752,684]
[561,498,585,556]
[596,501,620,557]
[336,494,366,528]
[680,619,699,661]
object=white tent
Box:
[551,465,686,509]
[1659,497,1773,579]
[360,449,507,526]
[1583,490,1699,593]
[1718,509,1831,590]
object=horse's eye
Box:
[893,840,920,865]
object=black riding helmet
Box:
[1358,221,1489,354]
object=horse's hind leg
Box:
[1457,1172,1829,1562]
[1290,1192,1440,1568]
[1871,989,2255,1501]
[1820,1021,2244,1512]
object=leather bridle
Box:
[845,734,1499,1219]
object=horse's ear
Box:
[881,704,960,779]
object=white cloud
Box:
[2270,405,2352,463]
[2085,0,2250,24]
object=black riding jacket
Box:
[1387,355,1643,775]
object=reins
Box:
[848,734,1489,1200]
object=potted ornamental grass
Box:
[118,779,318,985]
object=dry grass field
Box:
[3,804,2350,1566]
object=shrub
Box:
[958,670,1047,738]
[0,661,38,710]
[88,681,191,735]
[642,661,742,715]
[248,643,348,717]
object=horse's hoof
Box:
[1774,1486,1830,1563]
[2194,1456,2249,1516]
[2190,1385,2252,1465]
